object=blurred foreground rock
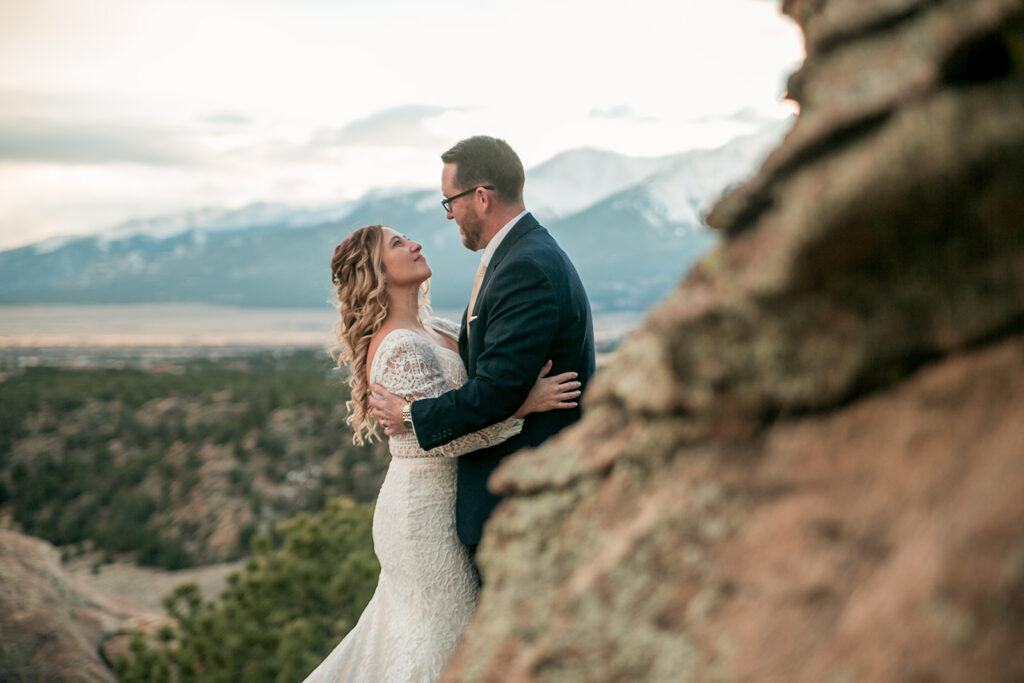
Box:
[0,530,169,682]
[445,0,1024,680]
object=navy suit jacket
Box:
[410,213,595,545]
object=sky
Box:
[0,0,803,251]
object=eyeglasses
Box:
[441,185,494,212]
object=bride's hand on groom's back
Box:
[514,360,581,418]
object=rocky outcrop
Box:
[0,530,168,682]
[445,0,1024,681]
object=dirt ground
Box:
[64,554,246,613]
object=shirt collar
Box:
[480,210,528,267]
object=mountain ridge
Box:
[0,122,790,312]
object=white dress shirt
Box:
[480,210,528,267]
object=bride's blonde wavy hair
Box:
[330,225,430,445]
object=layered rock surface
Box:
[445,0,1024,680]
[0,530,168,682]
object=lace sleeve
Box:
[371,331,522,459]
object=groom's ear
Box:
[478,187,495,213]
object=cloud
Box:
[201,111,253,126]
[589,105,634,120]
[0,88,211,166]
[0,87,158,123]
[311,105,452,148]
[588,105,658,124]
[0,118,200,165]
[691,105,787,128]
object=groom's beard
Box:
[459,209,486,251]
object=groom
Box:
[370,135,595,559]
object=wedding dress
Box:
[303,318,522,683]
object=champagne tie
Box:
[467,261,486,323]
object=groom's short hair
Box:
[442,136,524,205]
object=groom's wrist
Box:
[401,402,414,433]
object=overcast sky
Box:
[0,0,803,251]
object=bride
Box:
[303,224,580,682]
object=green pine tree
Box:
[117,497,378,682]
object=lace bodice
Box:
[369,318,522,459]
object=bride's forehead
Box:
[381,227,400,241]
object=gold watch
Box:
[401,403,413,431]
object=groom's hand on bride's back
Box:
[369,384,408,436]
[371,359,581,431]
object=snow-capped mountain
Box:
[0,121,789,313]
[92,201,364,245]
[639,121,787,226]
[525,149,678,218]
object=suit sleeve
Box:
[374,334,523,458]
[410,257,559,450]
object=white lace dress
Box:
[303,318,522,683]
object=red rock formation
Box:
[0,530,167,682]
[444,0,1024,680]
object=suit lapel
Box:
[463,213,539,365]
[474,213,538,308]
[489,212,538,271]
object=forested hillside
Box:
[0,350,387,569]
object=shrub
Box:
[117,498,378,682]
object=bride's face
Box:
[380,226,431,288]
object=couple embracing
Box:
[303,136,595,682]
